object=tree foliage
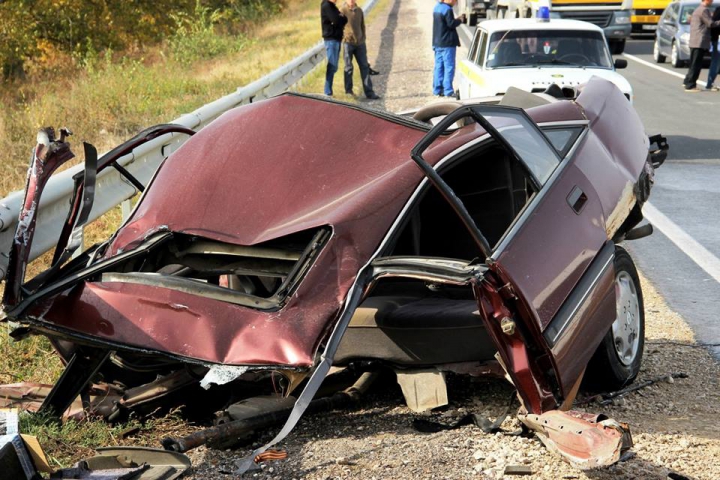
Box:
[0,0,285,80]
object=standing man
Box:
[433,0,466,97]
[683,0,720,92]
[321,0,347,97]
[341,0,381,99]
[704,6,720,90]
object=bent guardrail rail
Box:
[0,0,378,280]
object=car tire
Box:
[653,38,666,63]
[671,41,683,68]
[584,246,644,392]
[609,39,626,55]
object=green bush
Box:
[169,1,248,65]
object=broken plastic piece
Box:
[395,369,448,412]
[51,447,190,480]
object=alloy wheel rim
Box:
[672,44,678,65]
[611,271,641,366]
[654,40,660,60]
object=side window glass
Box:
[477,32,488,66]
[476,108,561,185]
[540,126,584,158]
[468,30,480,62]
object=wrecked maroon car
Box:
[1,77,667,471]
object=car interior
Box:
[335,139,536,368]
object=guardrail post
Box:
[121,199,133,221]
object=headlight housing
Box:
[614,12,631,24]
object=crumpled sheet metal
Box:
[518,410,632,469]
[0,382,120,420]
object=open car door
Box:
[411,105,613,414]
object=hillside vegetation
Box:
[0,0,313,196]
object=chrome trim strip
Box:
[537,120,590,127]
[544,243,615,347]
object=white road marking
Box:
[622,53,708,88]
[643,202,720,282]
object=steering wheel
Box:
[557,53,590,64]
[411,101,470,128]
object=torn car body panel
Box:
[1,78,664,471]
[519,410,633,469]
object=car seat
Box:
[556,39,583,58]
[495,41,522,66]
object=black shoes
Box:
[366,92,381,100]
[368,66,380,75]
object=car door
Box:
[663,3,680,51]
[411,105,612,413]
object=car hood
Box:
[488,69,633,97]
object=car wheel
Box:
[653,38,666,63]
[585,246,644,391]
[609,39,626,55]
[671,41,683,68]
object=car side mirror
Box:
[614,59,628,69]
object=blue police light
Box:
[537,0,550,22]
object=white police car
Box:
[458,19,633,102]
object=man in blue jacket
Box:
[433,0,466,97]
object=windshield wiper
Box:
[536,59,584,67]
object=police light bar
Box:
[537,0,550,22]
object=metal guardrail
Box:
[0,0,378,280]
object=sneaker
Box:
[705,85,720,91]
[368,67,380,75]
[345,90,355,96]
[366,92,381,100]
[684,87,701,92]
[433,93,444,97]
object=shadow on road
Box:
[665,135,720,161]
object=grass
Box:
[0,0,392,469]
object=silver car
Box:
[653,1,710,68]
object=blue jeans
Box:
[344,42,374,96]
[324,40,341,96]
[707,39,720,88]
[433,46,456,96]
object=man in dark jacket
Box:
[705,6,720,90]
[341,0,380,99]
[683,0,720,91]
[321,0,347,96]
[432,0,466,97]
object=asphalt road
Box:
[618,39,720,358]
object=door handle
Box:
[567,186,587,214]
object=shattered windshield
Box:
[486,29,613,69]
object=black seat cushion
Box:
[335,296,497,366]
